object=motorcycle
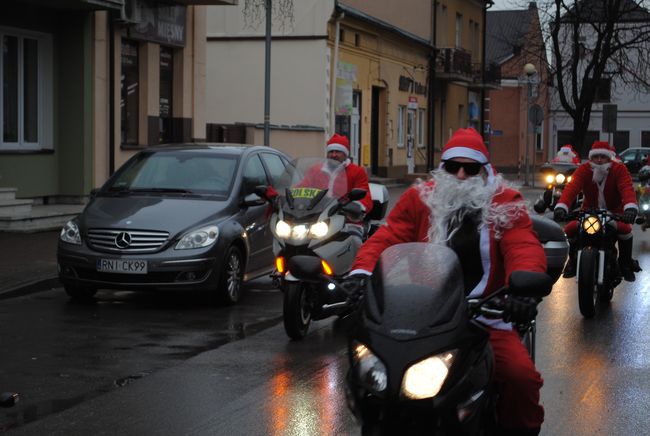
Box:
[289,244,554,434]
[559,209,627,318]
[259,157,389,340]
[635,167,650,231]
[533,162,580,213]
[288,216,565,434]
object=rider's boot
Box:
[562,238,577,278]
[618,236,636,282]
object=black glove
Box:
[341,201,364,221]
[340,273,368,308]
[503,296,539,324]
[553,207,567,222]
[623,208,637,224]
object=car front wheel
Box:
[218,246,244,305]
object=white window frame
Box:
[417,109,425,148]
[397,105,405,147]
[0,26,53,151]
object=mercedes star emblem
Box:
[115,232,132,249]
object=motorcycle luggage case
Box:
[531,215,569,283]
[367,183,389,221]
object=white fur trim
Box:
[348,269,372,276]
[555,203,569,212]
[588,148,615,159]
[624,203,638,211]
[326,143,349,156]
[441,146,488,164]
[618,232,633,240]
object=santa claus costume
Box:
[351,128,547,434]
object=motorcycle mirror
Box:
[0,392,19,408]
[254,185,268,198]
[347,188,367,201]
[242,193,266,207]
[287,255,323,280]
[508,271,553,298]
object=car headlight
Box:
[275,220,291,238]
[545,174,554,184]
[353,342,388,393]
[401,350,457,400]
[60,220,81,245]
[582,216,601,235]
[175,225,219,249]
[291,224,309,240]
[309,221,329,238]
[643,203,649,211]
[555,173,566,184]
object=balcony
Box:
[435,47,472,82]
[470,62,502,90]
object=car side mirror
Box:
[242,193,266,207]
[348,188,367,201]
[254,185,268,198]
[508,270,553,298]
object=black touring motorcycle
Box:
[533,162,580,213]
[288,216,567,434]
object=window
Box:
[455,13,463,48]
[1,28,53,150]
[642,131,650,147]
[159,46,173,144]
[121,39,139,145]
[242,155,268,195]
[535,121,544,152]
[437,4,448,47]
[417,109,425,148]
[397,105,405,147]
[260,152,287,186]
[613,131,629,153]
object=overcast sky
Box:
[490,0,528,11]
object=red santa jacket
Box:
[351,182,546,329]
[556,161,637,213]
[300,160,373,214]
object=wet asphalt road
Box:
[2,185,650,435]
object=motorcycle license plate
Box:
[97,259,148,274]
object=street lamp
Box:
[523,63,537,186]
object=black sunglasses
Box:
[442,160,485,176]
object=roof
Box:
[563,0,650,22]
[486,8,532,65]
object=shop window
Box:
[1,28,53,150]
[159,46,173,144]
[121,39,139,145]
[397,105,405,147]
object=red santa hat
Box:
[440,127,496,183]
[326,133,350,157]
[560,144,575,152]
[589,140,616,159]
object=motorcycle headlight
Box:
[545,174,554,184]
[555,173,566,184]
[643,203,649,211]
[309,221,329,238]
[175,225,219,249]
[275,220,291,238]
[401,350,457,400]
[291,224,309,240]
[353,342,388,393]
[582,216,601,235]
[60,220,81,245]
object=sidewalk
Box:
[0,230,61,300]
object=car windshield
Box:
[103,151,238,197]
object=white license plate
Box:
[97,259,148,274]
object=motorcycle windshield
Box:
[275,157,349,219]
[366,243,466,339]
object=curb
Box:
[0,276,60,301]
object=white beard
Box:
[419,170,528,243]
[590,162,611,184]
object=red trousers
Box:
[490,328,544,430]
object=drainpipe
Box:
[109,11,115,175]
[329,10,344,135]
[427,0,437,170]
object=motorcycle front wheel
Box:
[283,282,312,340]
[578,247,598,318]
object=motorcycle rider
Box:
[553,140,638,281]
[552,143,581,164]
[299,133,373,238]
[346,127,547,436]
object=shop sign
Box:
[336,62,357,116]
[128,0,186,48]
[399,75,427,95]
[408,96,418,110]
